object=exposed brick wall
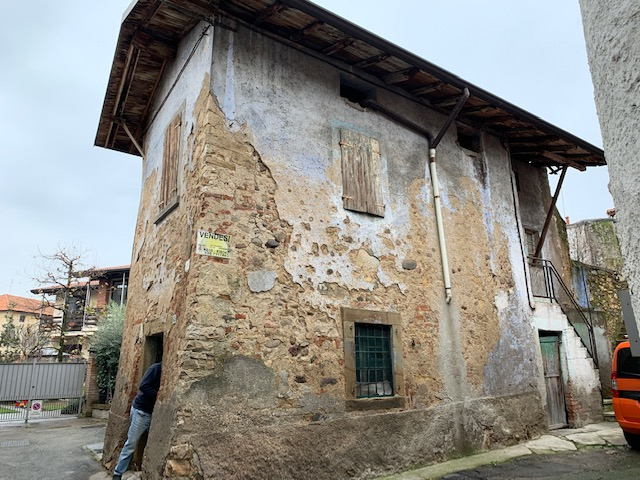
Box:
[96,280,110,309]
[84,352,100,413]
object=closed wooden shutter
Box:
[160,113,181,210]
[340,129,384,217]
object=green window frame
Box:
[355,323,393,398]
[342,307,404,410]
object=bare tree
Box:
[32,246,94,362]
[1,302,49,362]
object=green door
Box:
[540,334,568,429]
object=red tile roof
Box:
[0,294,54,316]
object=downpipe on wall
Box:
[429,87,470,304]
[360,87,469,304]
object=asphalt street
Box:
[0,417,107,480]
[443,448,640,480]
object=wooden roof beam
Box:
[511,144,573,154]
[131,30,178,60]
[354,53,390,69]
[290,20,323,41]
[462,104,497,114]
[431,93,465,108]
[540,150,586,171]
[161,0,218,21]
[255,2,285,25]
[322,36,355,56]
[509,135,560,144]
[382,67,420,85]
[412,81,444,96]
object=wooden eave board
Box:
[96,0,605,169]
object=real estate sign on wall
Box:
[196,230,231,258]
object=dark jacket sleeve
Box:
[132,362,162,413]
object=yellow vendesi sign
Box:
[196,230,231,258]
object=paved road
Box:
[443,448,640,480]
[0,417,107,480]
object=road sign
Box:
[30,400,42,417]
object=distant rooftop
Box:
[0,294,54,316]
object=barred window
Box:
[355,323,393,398]
[342,307,404,409]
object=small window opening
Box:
[458,130,481,153]
[525,228,540,259]
[340,76,375,105]
[354,323,393,398]
[341,83,369,104]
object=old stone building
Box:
[96,1,606,478]
[580,1,640,340]
[568,216,627,396]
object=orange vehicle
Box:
[612,340,640,449]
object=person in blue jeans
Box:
[113,362,162,480]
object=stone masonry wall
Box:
[567,219,623,272]
[153,79,545,479]
[105,21,548,480]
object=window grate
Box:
[355,323,393,398]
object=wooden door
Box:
[540,335,568,429]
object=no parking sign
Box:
[31,400,43,417]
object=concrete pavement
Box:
[0,416,627,479]
[379,422,627,480]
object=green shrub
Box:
[91,302,124,403]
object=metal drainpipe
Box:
[429,88,470,303]
[360,88,469,304]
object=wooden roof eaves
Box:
[276,0,604,167]
[96,0,605,170]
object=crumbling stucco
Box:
[104,20,550,479]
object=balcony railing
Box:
[529,257,598,368]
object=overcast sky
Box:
[0,1,611,299]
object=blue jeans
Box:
[114,407,152,475]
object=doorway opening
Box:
[539,331,568,429]
[132,333,164,469]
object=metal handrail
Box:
[530,257,598,368]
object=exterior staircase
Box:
[603,398,616,422]
[530,257,599,368]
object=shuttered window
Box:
[339,129,385,217]
[159,113,181,212]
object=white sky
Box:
[0,1,612,299]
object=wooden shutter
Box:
[340,129,384,217]
[160,113,181,209]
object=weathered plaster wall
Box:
[106,21,549,479]
[533,302,602,426]
[567,219,623,272]
[568,218,625,396]
[580,0,640,329]
[572,262,627,397]
[513,161,573,281]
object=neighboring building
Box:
[0,294,53,330]
[31,265,129,357]
[580,1,640,339]
[96,2,606,478]
[567,215,627,396]
[0,294,53,360]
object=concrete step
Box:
[603,411,616,422]
[603,398,613,406]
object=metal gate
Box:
[0,361,87,422]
